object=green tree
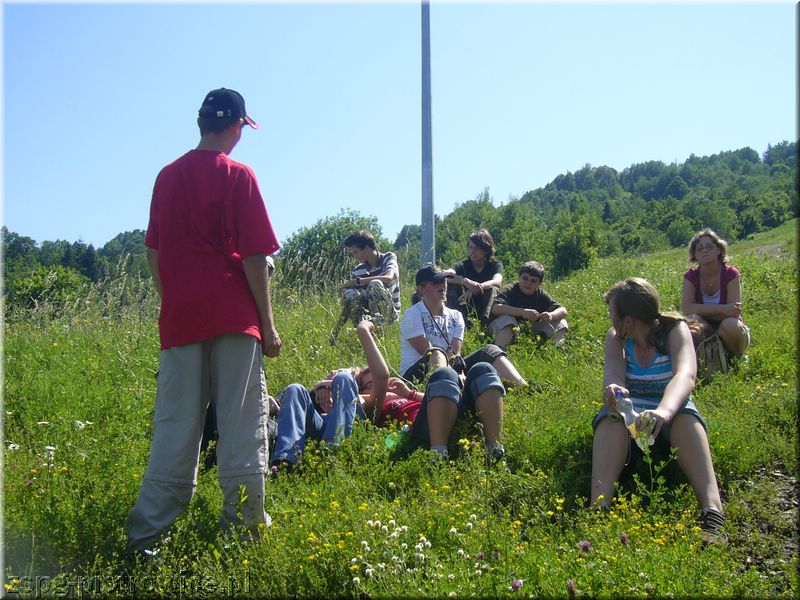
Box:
[276,209,389,293]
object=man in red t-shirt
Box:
[127,88,281,556]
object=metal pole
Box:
[421,0,435,265]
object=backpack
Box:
[696,332,728,381]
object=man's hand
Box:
[262,327,282,358]
[387,377,412,398]
[521,308,540,321]
[538,311,552,323]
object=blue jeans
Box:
[410,362,505,445]
[271,372,365,464]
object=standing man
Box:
[127,88,281,556]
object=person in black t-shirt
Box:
[489,261,569,348]
[444,228,504,327]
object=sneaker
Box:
[487,442,506,466]
[698,507,728,545]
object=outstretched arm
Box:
[356,320,390,424]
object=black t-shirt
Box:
[451,258,503,284]
[490,283,561,322]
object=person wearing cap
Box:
[397,265,520,462]
[400,265,527,387]
[328,229,400,344]
[444,229,504,328]
[490,260,569,349]
[127,88,281,556]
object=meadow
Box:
[2,221,797,598]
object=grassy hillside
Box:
[3,221,797,597]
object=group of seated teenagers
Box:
[212,226,746,543]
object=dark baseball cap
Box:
[415,265,452,286]
[198,88,258,129]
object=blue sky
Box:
[2,1,796,249]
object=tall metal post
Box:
[421,1,435,265]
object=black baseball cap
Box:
[415,265,452,286]
[198,88,258,129]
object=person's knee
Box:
[366,280,387,291]
[467,362,505,397]
[426,367,461,403]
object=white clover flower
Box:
[414,543,423,552]
[365,568,374,578]
[392,555,401,562]
[352,577,360,586]
[474,570,483,577]
[419,535,427,543]
[449,527,458,535]
[449,592,457,599]
[424,540,431,549]
[448,574,455,581]
[390,532,399,539]
[381,525,388,534]
[388,520,396,528]
[366,520,374,528]
[469,513,477,521]
[457,548,465,558]
[7,443,20,451]
[401,543,408,551]
[374,520,381,528]
[361,540,369,548]
[377,563,386,570]
[401,525,408,533]
[414,552,425,561]
[351,557,359,565]
[363,545,371,553]
[466,522,473,531]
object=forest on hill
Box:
[2,140,796,305]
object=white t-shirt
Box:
[399,301,465,375]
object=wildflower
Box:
[457,548,465,558]
[466,522,473,531]
[361,540,369,548]
[401,525,408,532]
[492,550,500,559]
[567,578,576,596]
[577,539,592,552]
[469,513,477,521]
[7,443,20,451]
[449,527,458,535]
[270,465,278,474]
[476,551,485,559]
[388,519,396,528]
[448,592,457,599]
[381,525,389,534]
[401,543,407,550]
[414,543,423,552]
[352,577,360,586]
[510,578,523,591]
[414,552,425,561]
[365,568,374,578]
[424,540,431,549]
[448,574,455,581]
[620,532,629,545]
[351,558,359,565]
[367,520,374,527]
[374,520,382,528]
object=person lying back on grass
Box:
[489,260,569,349]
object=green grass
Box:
[3,222,797,597]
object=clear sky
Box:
[2,0,796,249]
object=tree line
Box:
[2,141,796,307]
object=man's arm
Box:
[242,253,281,357]
[147,248,162,299]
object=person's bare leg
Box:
[426,397,458,447]
[427,348,448,371]
[717,317,749,357]
[591,418,629,508]
[492,355,527,387]
[474,389,503,445]
[493,325,515,349]
[669,414,723,512]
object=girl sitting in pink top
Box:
[681,228,751,357]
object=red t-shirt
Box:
[145,150,280,349]
[377,390,423,428]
